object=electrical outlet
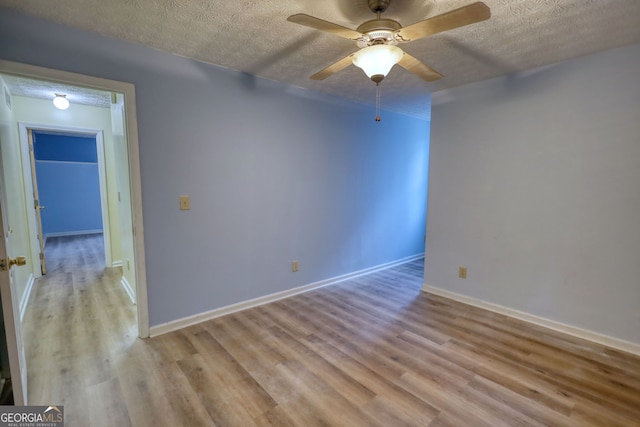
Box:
[459,267,467,279]
[292,261,299,272]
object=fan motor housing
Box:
[356,18,402,43]
[368,0,392,13]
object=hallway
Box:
[23,234,136,414]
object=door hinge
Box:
[39,252,45,260]
[34,199,39,208]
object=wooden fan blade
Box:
[287,14,363,40]
[398,53,443,82]
[397,2,490,42]
[310,54,355,80]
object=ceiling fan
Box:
[288,0,491,85]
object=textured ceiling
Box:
[2,75,112,109]
[1,0,639,119]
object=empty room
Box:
[0,0,638,426]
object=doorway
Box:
[0,60,149,404]
[21,127,112,275]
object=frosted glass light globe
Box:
[53,94,70,110]
[352,45,403,82]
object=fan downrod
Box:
[368,0,391,14]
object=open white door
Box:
[26,129,46,275]
[0,176,28,405]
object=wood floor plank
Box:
[274,358,382,427]
[302,334,441,426]
[116,341,189,427]
[468,375,584,427]
[177,352,259,427]
[144,334,217,427]
[22,235,640,426]
[569,401,640,427]
[86,377,133,427]
[396,371,500,427]
[184,328,278,419]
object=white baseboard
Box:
[422,284,640,357]
[120,276,136,305]
[150,253,424,337]
[45,229,103,238]
[112,260,123,268]
[19,274,35,323]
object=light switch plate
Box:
[179,195,190,210]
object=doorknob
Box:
[37,205,46,210]
[0,256,27,271]
[9,257,27,268]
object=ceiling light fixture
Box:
[288,1,491,122]
[352,44,404,121]
[352,44,404,84]
[53,93,69,110]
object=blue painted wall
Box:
[33,132,102,236]
[34,132,97,163]
[0,8,431,327]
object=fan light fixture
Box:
[53,93,69,110]
[287,0,491,121]
[351,44,404,121]
[352,44,404,83]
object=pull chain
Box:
[375,82,381,122]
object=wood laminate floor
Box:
[23,236,640,426]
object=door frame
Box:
[0,59,150,338]
[19,124,111,272]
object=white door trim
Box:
[1,59,150,338]
[18,124,112,268]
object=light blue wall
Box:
[33,132,102,236]
[36,161,102,236]
[0,8,430,326]
[425,43,640,344]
